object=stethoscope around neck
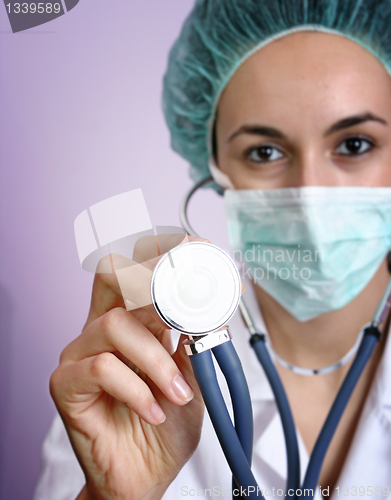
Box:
[151,176,391,500]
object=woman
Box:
[35,1,391,499]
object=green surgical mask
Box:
[225,186,391,322]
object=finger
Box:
[188,236,211,244]
[85,254,129,328]
[131,308,174,354]
[86,253,163,328]
[88,237,212,325]
[133,233,186,262]
[132,233,210,264]
[170,333,204,408]
[61,307,194,406]
[51,353,167,426]
[118,236,212,321]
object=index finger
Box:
[85,235,211,329]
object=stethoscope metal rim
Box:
[150,240,242,335]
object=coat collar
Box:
[371,317,391,410]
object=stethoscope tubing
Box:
[212,341,254,498]
[250,334,301,495]
[212,341,254,463]
[191,325,381,500]
[301,325,381,497]
[190,346,263,499]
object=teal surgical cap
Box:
[162,0,391,184]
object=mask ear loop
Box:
[209,158,234,190]
[387,251,391,273]
[208,113,235,190]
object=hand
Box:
[50,235,208,500]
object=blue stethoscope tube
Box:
[249,334,301,494]
[191,325,381,500]
[301,325,381,496]
[191,344,261,499]
[212,342,254,498]
[190,337,301,499]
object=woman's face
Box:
[215,32,391,189]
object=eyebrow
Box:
[324,113,388,135]
[228,112,388,142]
[228,125,286,142]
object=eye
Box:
[335,137,374,156]
[246,145,284,163]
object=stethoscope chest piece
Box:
[151,241,241,335]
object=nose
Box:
[294,148,341,187]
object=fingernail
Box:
[172,374,194,402]
[150,401,166,424]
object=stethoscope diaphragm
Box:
[151,241,241,335]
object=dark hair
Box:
[211,119,217,165]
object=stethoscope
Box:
[151,177,391,500]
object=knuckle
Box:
[49,367,63,400]
[101,307,128,337]
[132,383,152,408]
[133,235,158,262]
[140,393,154,411]
[59,342,73,364]
[157,233,188,255]
[90,352,115,379]
[95,254,114,274]
[149,351,169,376]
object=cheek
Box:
[216,154,288,190]
[339,143,391,187]
[369,148,391,187]
[214,150,250,188]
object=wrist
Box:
[75,485,105,500]
[75,486,90,500]
[75,481,172,500]
[142,481,172,500]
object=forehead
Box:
[217,32,391,133]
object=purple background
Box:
[0,2,230,499]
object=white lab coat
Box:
[33,282,391,500]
